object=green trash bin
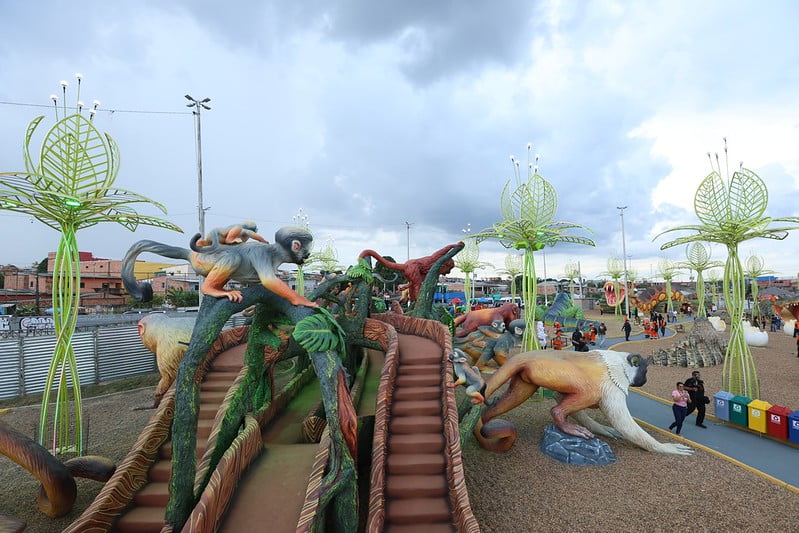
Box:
[729,395,752,427]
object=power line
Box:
[0,100,191,115]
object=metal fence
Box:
[0,315,250,401]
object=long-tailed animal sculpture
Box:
[122,226,318,307]
[474,349,693,456]
[0,419,115,520]
[453,302,520,338]
[137,313,196,407]
[605,282,686,315]
[453,319,525,369]
[447,349,488,404]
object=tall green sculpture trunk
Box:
[721,246,759,399]
[40,226,83,453]
[521,250,539,351]
[695,270,706,318]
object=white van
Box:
[497,296,524,309]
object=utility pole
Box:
[405,221,413,261]
[185,95,211,237]
[617,206,630,318]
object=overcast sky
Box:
[1,0,798,282]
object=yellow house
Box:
[133,261,179,281]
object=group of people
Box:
[669,370,708,434]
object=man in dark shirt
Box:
[684,370,707,428]
[572,328,588,352]
[622,318,632,341]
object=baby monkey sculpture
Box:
[447,348,488,404]
[122,225,318,307]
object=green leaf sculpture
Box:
[0,76,181,454]
[675,242,724,318]
[496,253,523,300]
[657,259,679,314]
[346,257,375,284]
[473,146,594,350]
[564,261,580,296]
[655,141,799,398]
[291,308,346,353]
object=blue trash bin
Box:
[714,391,734,421]
[788,411,799,445]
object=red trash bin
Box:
[766,405,793,441]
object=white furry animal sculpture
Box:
[137,313,196,407]
[475,349,693,456]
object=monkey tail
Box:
[473,416,518,452]
[189,229,221,253]
[122,240,192,302]
[358,249,401,270]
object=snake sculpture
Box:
[541,292,599,332]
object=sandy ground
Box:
[1,312,798,531]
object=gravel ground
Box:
[1,316,798,532]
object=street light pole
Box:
[405,221,413,261]
[185,95,211,237]
[617,206,630,318]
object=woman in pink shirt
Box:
[668,382,690,435]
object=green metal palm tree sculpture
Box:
[657,259,679,314]
[675,242,723,318]
[473,147,594,351]
[743,254,773,320]
[0,76,181,453]
[706,268,722,311]
[564,261,579,296]
[292,208,311,298]
[600,257,625,316]
[453,239,493,312]
[496,253,523,300]
[305,236,343,276]
[655,142,799,398]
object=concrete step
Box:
[398,364,440,376]
[201,380,235,392]
[398,352,441,365]
[389,434,445,454]
[386,474,447,499]
[394,386,440,401]
[200,390,228,403]
[395,374,441,388]
[197,418,214,439]
[199,402,221,419]
[390,416,443,434]
[387,453,445,475]
[114,506,165,532]
[133,482,170,506]
[159,440,206,460]
[204,371,239,381]
[387,497,450,525]
[392,400,441,417]
[148,459,172,482]
[386,523,454,533]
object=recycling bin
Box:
[766,405,793,441]
[747,399,772,433]
[789,411,799,445]
[729,395,752,427]
[714,391,734,421]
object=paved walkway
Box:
[601,317,799,491]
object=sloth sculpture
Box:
[137,313,196,407]
[475,349,694,456]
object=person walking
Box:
[668,382,690,435]
[659,315,666,337]
[622,318,632,342]
[684,370,708,428]
[597,322,607,347]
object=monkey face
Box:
[449,349,469,364]
[626,353,649,387]
[291,239,313,265]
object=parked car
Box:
[496,296,524,309]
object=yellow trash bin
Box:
[747,399,773,433]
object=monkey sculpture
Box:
[194,220,268,247]
[122,226,318,307]
[453,319,525,369]
[453,302,521,338]
[137,313,196,407]
[447,348,487,404]
[476,349,694,455]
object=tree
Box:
[166,288,198,308]
[0,77,181,453]
[675,242,723,318]
[473,147,594,350]
[37,258,48,273]
[655,142,799,398]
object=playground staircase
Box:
[383,333,454,532]
[112,347,245,532]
